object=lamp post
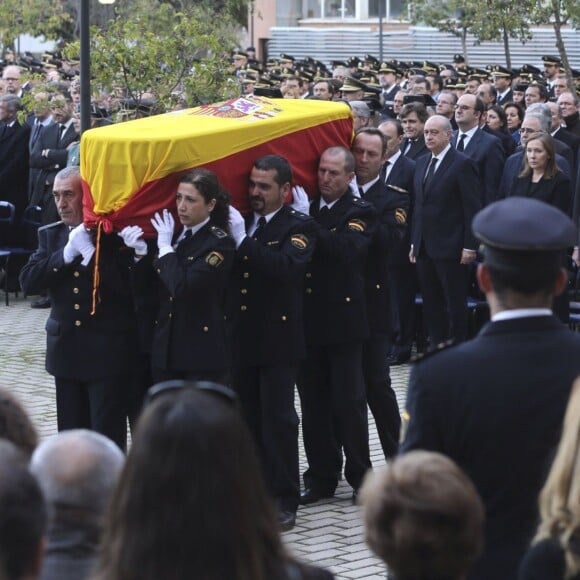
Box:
[80,0,116,134]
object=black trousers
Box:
[387,261,418,355]
[297,341,371,492]
[416,254,468,345]
[232,363,300,513]
[362,337,401,459]
[55,374,129,451]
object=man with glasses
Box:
[435,90,458,130]
[1,65,26,97]
[453,94,505,206]
[410,115,481,346]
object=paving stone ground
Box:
[0,292,411,579]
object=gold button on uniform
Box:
[52,267,58,272]
[241,289,247,294]
[345,297,351,302]
[73,288,79,294]
[168,313,172,318]
[243,272,249,278]
[243,255,249,261]
[306,273,312,278]
[203,326,209,332]
[241,305,247,311]
[73,271,80,278]
[74,304,80,310]
[376,284,380,289]
[75,320,82,327]
[306,288,312,294]
[281,315,287,321]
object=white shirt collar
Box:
[492,308,552,322]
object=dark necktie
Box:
[319,205,330,214]
[183,229,192,241]
[423,156,438,190]
[31,122,42,147]
[253,216,267,240]
[404,139,415,155]
[57,124,66,147]
[358,186,365,198]
[456,133,467,152]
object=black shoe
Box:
[278,510,296,532]
[299,487,335,505]
[30,296,51,309]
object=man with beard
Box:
[228,155,318,532]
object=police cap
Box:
[473,197,576,253]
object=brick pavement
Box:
[0,292,411,579]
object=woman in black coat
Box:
[508,131,572,215]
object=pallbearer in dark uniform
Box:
[19,167,138,450]
[227,155,318,532]
[401,197,580,580]
[297,147,376,505]
[122,169,235,385]
[351,128,409,460]
[378,119,417,365]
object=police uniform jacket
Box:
[401,315,580,580]
[227,204,318,367]
[151,222,234,374]
[303,192,377,346]
[362,179,409,336]
[382,154,416,266]
[19,222,138,381]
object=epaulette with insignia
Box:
[352,197,372,208]
[38,220,64,232]
[387,184,409,194]
[288,208,311,220]
[210,225,227,239]
[410,339,456,363]
[347,218,367,233]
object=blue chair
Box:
[0,202,42,306]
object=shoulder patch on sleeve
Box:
[205,251,225,267]
[347,218,367,233]
[210,226,227,239]
[395,208,407,224]
[290,233,309,250]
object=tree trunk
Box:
[551,0,573,84]
[502,23,511,68]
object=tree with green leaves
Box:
[63,2,243,117]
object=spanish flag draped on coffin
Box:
[81,96,353,236]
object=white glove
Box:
[291,185,310,214]
[151,209,175,254]
[228,205,246,248]
[118,225,147,256]
[63,224,95,265]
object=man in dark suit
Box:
[28,90,54,201]
[411,115,482,345]
[401,197,580,580]
[548,101,580,174]
[29,95,79,225]
[0,95,30,226]
[399,102,429,160]
[352,128,408,460]
[297,146,376,504]
[19,167,137,450]
[378,119,417,364]
[453,94,505,206]
[227,155,318,531]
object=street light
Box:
[80,0,116,133]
